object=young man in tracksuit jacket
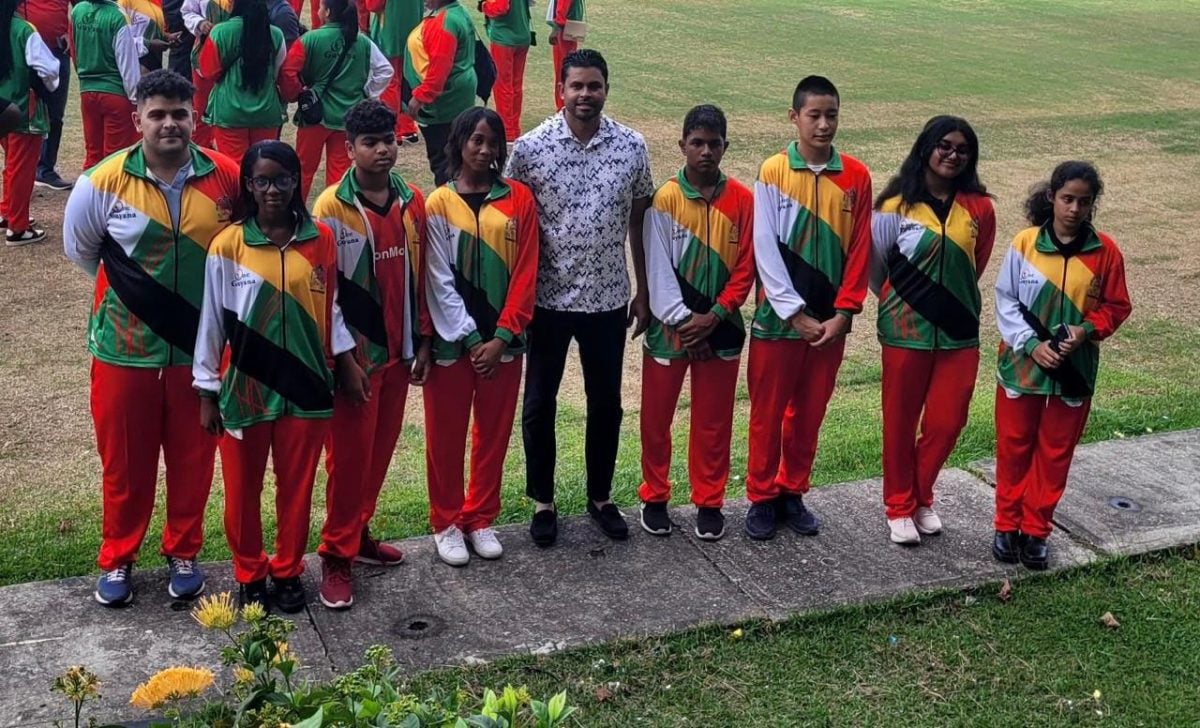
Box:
[638,104,754,542]
[745,75,872,541]
[182,0,233,148]
[366,0,421,143]
[62,69,242,607]
[545,0,581,110]
[68,0,144,171]
[312,99,431,610]
[481,0,532,142]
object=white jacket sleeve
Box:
[752,179,805,321]
[869,210,899,297]
[644,207,691,326]
[994,246,1037,353]
[192,252,227,395]
[62,176,110,276]
[182,0,207,36]
[330,287,356,356]
[114,25,144,101]
[424,213,478,343]
[363,39,393,99]
[25,32,60,93]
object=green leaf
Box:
[290,706,325,728]
[547,691,567,720]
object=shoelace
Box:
[440,528,466,550]
[104,566,130,583]
[327,561,352,584]
[473,529,499,545]
[169,558,196,576]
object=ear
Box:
[787,107,799,124]
[345,139,354,160]
[677,138,685,154]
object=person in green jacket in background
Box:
[481,0,531,143]
[197,0,288,162]
[403,0,477,185]
[367,0,422,145]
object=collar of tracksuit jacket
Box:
[239,213,321,247]
[787,140,844,173]
[673,167,728,200]
[334,167,416,209]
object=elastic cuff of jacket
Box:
[1022,337,1041,356]
[835,308,855,320]
[463,330,484,348]
[413,88,437,104]
[710,303,728,320]
[1082,321,1097,339]
[494,327,514,345]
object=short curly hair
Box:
[345,99,397,142]
[136,69,195,105]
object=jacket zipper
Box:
[153,183,183,366]
[934,213,947,350]
[1055,255,1069,397]
[278,242,290,414]
[703,195,714,314]
[811,171,820,291]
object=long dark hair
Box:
[874,115,990,210]
[233,0,272,93]
[238,141,311,224]
[444,107,507,182]
[323,0,359,51]
[0,0,18,81]
[1024,161,1104,227]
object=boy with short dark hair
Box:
[638,104,753,541]
[312,98,431,610]
[744,75,873,540]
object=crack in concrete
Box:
[303,603,338,674]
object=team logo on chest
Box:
[505,217,518,243]
[843,189,856,214]
[216,196,233,223]
[729,223,740,244]
[310,265,327,294]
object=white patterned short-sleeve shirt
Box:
[505,112,655,313]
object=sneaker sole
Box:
[34,181,72,190]
[694,525,725,541]
[889,533,921,546]
[354,555,404,566]
[744,526,776,541]
[437,552,470,567]
[915,523,943,535]
[1019,556,1049,571]
[94,590,134,607]
[992,547,1020,564]
[639,516,672,537]
[5,236,46,247]
[319,593,354,609]
[786,523,821,537]
[168,582,205,600]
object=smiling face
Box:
[134,96,194,156]
[561,66,608,123]
[246,157,296,217]
[348,130,398,175]
[788,93,839,157]
[461,118,502,177]
[928,130,972,182]
[1051,178,1096,236]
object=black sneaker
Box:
[744,501,777,540]
[694,507,725,541]
[530,507,558,547]
[239,578,270,612]
[272,576,307,614]
[778,493,820,536]
[35,171,73,191]
[639,501,671,536]
[403,132,420,145]
[587,501,629,540]
[1019,534,1049,571]
[991,530,1021,564]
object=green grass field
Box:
[3,0,1200,723]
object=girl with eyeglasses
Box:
[193,140,360,612]
[422,107,539,566]
[869,115,996,546]
[196,0,287,161]
[991,161,1131,569]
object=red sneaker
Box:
[356,529,404,566]
[318,556,354,610]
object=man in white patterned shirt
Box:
[505,49,654,546]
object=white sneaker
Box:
[434,526,470,566]
[467,528,504,559]
[888,517,921,545]
[914,507,943,535]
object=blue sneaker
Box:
[94,564,134,606]
[744,501,778,540]
[778,493,821,536]
[167,557,205,600]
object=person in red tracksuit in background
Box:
[423,107,538,567]
[870,115,996,546]
[182,0,234,148]
[545,0,581,111]
[312,100,432,610]
[366,0,422,145]
[480,0,532,143]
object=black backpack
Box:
[401,22,497,108]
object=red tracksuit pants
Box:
[79,92,136,170]
[319,362,411,560]
[881,345,979,519]
[380,58,420,138]
[220,416,330,583]
[190,71,214,148]
[1,132,42,232]
[552,37,578,111]
[639,354,740,508]
[212,127,279,164]
[491,43,528,142]
[296,124,352,201]
[746,337,845,503]
[423,356,522,533]
[90,360,216,571]
[994,387,1091,539]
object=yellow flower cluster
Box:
[191,592,237,631]
[129,667,215,710]
[52,666,102,702]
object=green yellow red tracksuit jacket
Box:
[278,23,393,130]
[482,0,532,47]
[870,192,996,350]
[313,168,432,374]
[196,18,288,129]
[545,0,583,26]
[67,0,144,102]
[994,224,1132,400]
[365,0,422,60]
[193,216,356,428]
[751,143,873,338]
[119,0,166,48]
[62,144,243,367]
[403,1,477,126]
[423,178,539,363]
[643,169,755,360]
[1,16,60,135]
[182,0,234,62]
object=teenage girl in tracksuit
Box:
[279,0,392,198]
[481,0,532,142]
[0,3,59,245]
[870,115,996,546]
[67,0,143,172]
[365,0,421,143]
[423,107,538,566]
[992,161,1131,570]
[196,0,287,161]
[194,140,357,612]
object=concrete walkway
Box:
[2,430,1197,726]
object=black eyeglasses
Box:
[247,174,298,192]
[934,140,972,159]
